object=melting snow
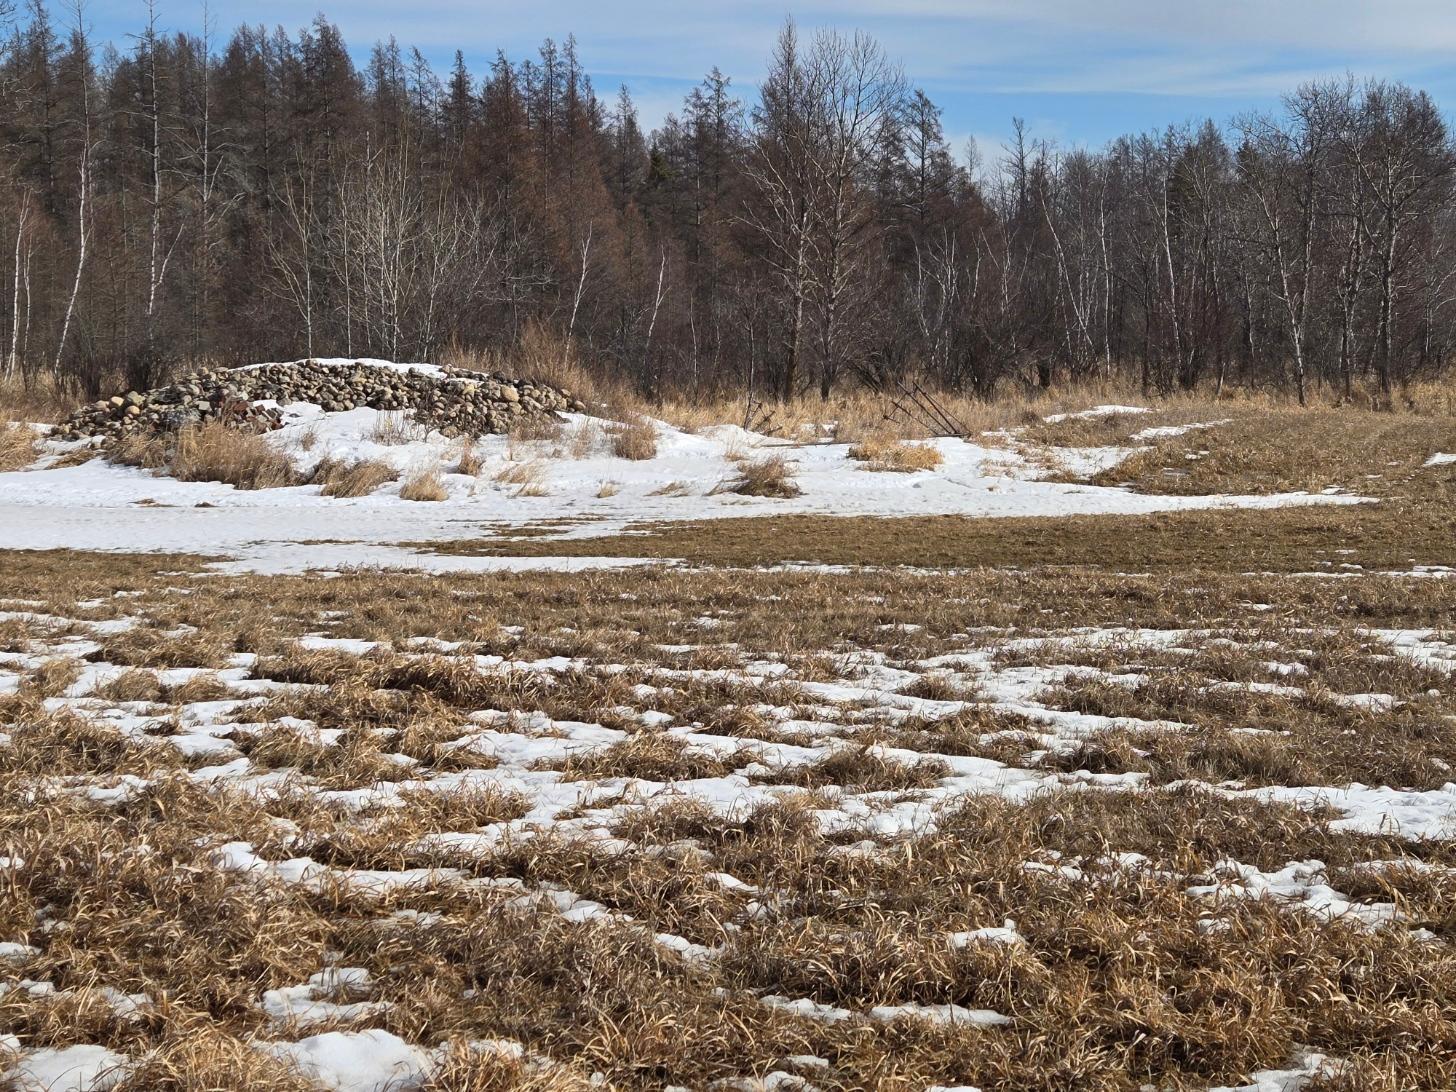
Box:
[0,377,1366,574]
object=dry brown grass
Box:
[4,542,1456,1090]
[607,415,658,460]
[1037,669,1456,790]
[755,745,949,792]
[494,459,549,497]
[112,423,299,490]
[454,442,483,476]
[1095,408,1456,498]
[417,497,1456,574]
[715,454,802,498]
[552,733,737,783]
[566,421,601,459]
[311,457,400,498]
[0,420,39,470]
[0,375,74,423]
[848,435,945,472]
[368,410,426,445]
[399,468,448,502]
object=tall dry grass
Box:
[715,454,801,498]
[0,421,39,471]
[399,468,448,501]
[112,423,299,490]
[311,457,399,498]
[13,341,1456,449]
[0,375,74,424]
[447,334,1435,443]
[608,415,658,460]
[848,435,944,472]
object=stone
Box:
[65,359,572,445]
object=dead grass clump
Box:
[0,375,74,424]
[454,443,483,476]
[393,783,530,829]
[848,435,944,472]
[399,469,448,502]
[609,415,658,460]
[164,672,235,704]
[552,733,735,783]
[0,420,39,470]
[757,744,948,793]
[21,656,83,698]
[508,416,566,445]
[238,725,408,789]
[494,460,549,497]
[419,1041,600,1092]
[98,628,229,669]
[1023,407,1157,447]
[369,411,426,445]
[393,702,500,771]
[113,423,299,490]
[311,457,399,498]
[109,1030,321,1091]
[96,668,165,703]
[721,915,999,1010]
[715,454,801,498]
[5,704,183,775]
[567,421,602,459]
[899,672,978,701]
[863,706,1035,758]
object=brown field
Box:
[1,526,1454,1090]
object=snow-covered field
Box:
[0,362,1363,573]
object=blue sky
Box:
[80,0,1456,163]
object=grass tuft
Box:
[848,435,944,472]
[715,454,801,498]
[113,423,299,490]
[0,421,39,471]
[399,468,448,502]
[311,457,399,498]
[609,415,658,460]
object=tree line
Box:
[2,4,1454,403]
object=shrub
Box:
[399,468,448,501]
[848,435,944,472]
[609,415,658,460]
[311,457,399,498]
[716,454,801,498]
[114,423,299,490]
[0,421,38,471]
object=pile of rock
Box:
[55,360,584,442]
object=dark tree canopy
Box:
[1,10,1454,403]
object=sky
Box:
[79,0,1456,164]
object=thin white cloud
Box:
[81,0,1456,142]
